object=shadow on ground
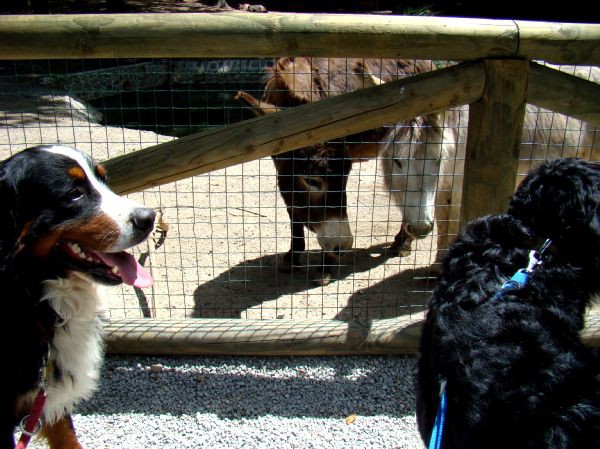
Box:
[192,242,436,320]
[77,354,418,419]
[334,266,435,321]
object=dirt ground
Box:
[0,82,438,322]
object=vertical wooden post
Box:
[460,59,529,226]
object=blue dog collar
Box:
[494,269,529,299]
[494,239,552,300]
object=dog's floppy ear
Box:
[0,150,63,261]
[0,157,22,264]
[578,188,600,239]
[511,177,579,238]
[551,163,600,241]
[589,207,600,235]
[509,159,600,243]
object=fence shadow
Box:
[333,267,435,321]
[191,242,416,319]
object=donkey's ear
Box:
[235,91,280,116]
[353,61,386,88]
[265,57,314,104]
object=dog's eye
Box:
[66,188,85,202]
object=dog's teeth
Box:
[68,243,87,259]
[111,266,120,275]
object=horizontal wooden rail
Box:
[104,60,485,194]
[104,314,600,355]
[0,13,599,64]
[104,316,423,356]
[527,62,600,126]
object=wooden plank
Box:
[103,61,486,195]
[0,13,599,64]
[517,20,600,65]
[104,316,423,355]
[104,315,600,355]
[460,59,529,225]
[527,62,600,127]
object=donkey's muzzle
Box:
[403,220,434,239]
[314,219,354,252]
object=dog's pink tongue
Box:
[94,251,153,288]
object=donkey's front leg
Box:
[390,226,415,257]
[280,219,305,272]
[431,187,462,273]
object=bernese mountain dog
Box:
[0,145,155,449]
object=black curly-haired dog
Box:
[416,158,600,449]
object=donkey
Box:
[238,57,599,280]
[390,64,600,269]
[237,57,452,283]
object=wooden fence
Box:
[1,13,599,354]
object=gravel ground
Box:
[27,354,423,449]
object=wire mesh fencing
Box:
[0,57,598,321]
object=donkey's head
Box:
[382,121,442,240]
[273,143,354,253]
[235,90,354,253]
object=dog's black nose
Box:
[131,208,156,233]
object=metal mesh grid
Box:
[0,58,597,321]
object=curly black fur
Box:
[416,158,600,449]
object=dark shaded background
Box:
[1,0,599,22]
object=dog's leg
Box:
[40,415,83,449]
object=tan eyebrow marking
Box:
[95,164,107,180]
[67,166,87,181]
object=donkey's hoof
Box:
[390,241,412,257]
[312,272,333,287]
[398,247,412,257]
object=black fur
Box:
[0,145,154,448]
[0,148,80,447]
[417,158,600,449]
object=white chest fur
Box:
[31,274,106,424]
